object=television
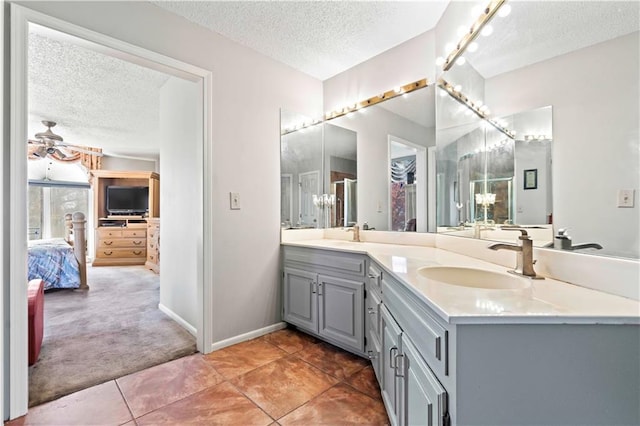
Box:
[106,186,149,215]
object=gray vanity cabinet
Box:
[282,246,367,355]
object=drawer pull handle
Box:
[389,346,398,368]
[104,241,113,246]
[104,251,113,256]
[435,336,441,361]
[367,307,376,315]
[394,354,405,378]
[133,250,142,255]
[133,241,142,245]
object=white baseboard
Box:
[210,322,287,352]
[158,303,197,337]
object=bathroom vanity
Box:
[281,239,640,426]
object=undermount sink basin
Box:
[417,266,531,292]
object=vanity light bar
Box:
[324,78,429,121]
[438,78,515,139]
[443,0,506,71]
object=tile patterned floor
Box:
[6,328,388,425]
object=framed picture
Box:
[524,169,538,190]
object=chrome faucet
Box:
[346,224,360,242]
[488,228,544,279]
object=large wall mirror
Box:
[436,1,639,259]
[281,84,435,232]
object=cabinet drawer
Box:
[99,239,145,248]
[366,286,382,340]
[367,328,382,384]
[368,263,383,293]
[95,248,146,258]
[382,274,448,377]
[123,229,146,238]
[97,228,123,238]
[283,246,366,277]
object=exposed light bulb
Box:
[498,4,512,17]
[468,42,479,52]
[394,87,402,93]
[453,84,462,92]
[456,57,466,66]
[481,25,494,37]
[435,56,445,66]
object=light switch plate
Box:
[230,192,241,210]
[617,189,635,208]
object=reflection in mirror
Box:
[280,110,323,228]
[437,1,639,259]
[437,84,553,245]
[324,123,357,227]
[328,85,436,232]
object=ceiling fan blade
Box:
[54,148,68,159]
[34,146,47,158]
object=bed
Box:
[27,212,88,290]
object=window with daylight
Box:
[28,183,90,240]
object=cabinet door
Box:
[381,305,403,426]
[283,267,317,332]
[317,274,364,352]
[400,337,448,426]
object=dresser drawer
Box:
[95,248,146,258]
[99,239,145,248]
[97,228,123,238]
[123,229,146,238]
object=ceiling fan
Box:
[28,120,104,159]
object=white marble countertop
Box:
[282,239,640,325]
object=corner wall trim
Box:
[159,303,197,337]
[210,322,287,352]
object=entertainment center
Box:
[90,170,160,269]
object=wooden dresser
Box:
[90,170,159,267]
[145,218,160,273]
[94,222,147,266]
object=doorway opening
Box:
[9,4,213,418]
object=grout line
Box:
[225,380,277,423]
[114,379,138,425]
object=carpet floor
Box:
[29,265,197,407]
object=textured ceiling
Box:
[466,1,640,78]
[28,31,170,159]
[151,1,449,80]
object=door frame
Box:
[387,135,427,232]
[298,170,320,227]
[7,4,214,418]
